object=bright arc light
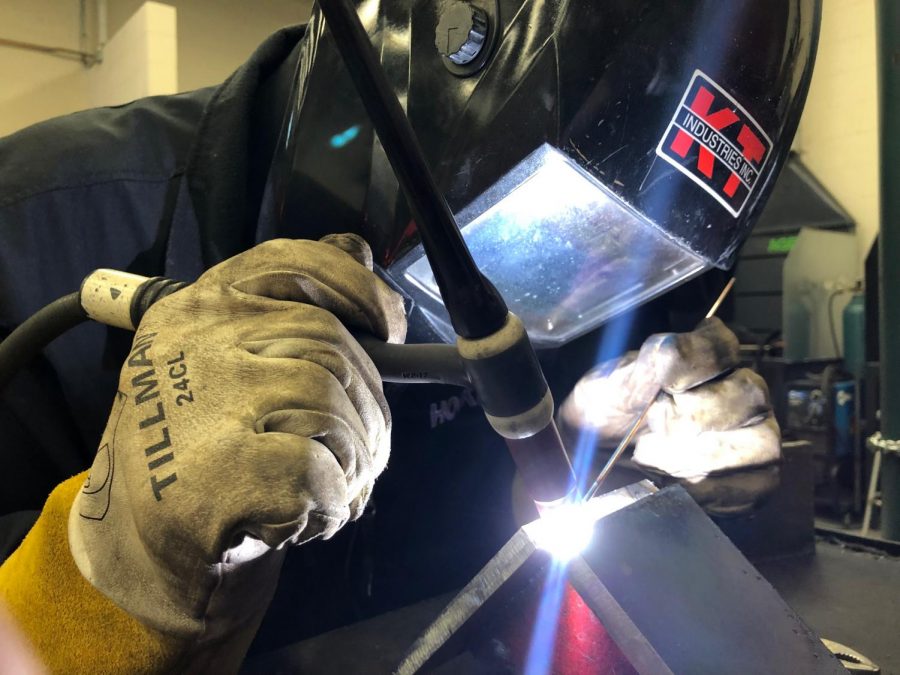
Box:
[525,501,597,561]
[525,489,646,561]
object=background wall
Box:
[794,0,879,276]
[105,0,312,93]
[0,0,311,138]
[88,2,178,109]
[0,1,91,137]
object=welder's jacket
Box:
[0,24,707,671]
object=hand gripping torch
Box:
[0,0,577,509]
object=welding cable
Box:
[0,293,87,391]
[0,269,468,394]
[0,273,187,393]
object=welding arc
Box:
[582,278,736,501]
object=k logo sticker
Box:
[656,70,772,217]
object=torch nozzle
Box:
[505,420,578,508]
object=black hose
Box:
[0,285,470,392]
[0,293,87,391]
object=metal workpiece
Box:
[396,528,539,675]
[398,483,844,675]
[573,487,844,674]
[397,482,656,675]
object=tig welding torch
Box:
[69,267,578,508]
[316,0,578,507]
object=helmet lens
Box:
[391,145,707,346]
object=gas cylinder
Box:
[784,299,811,361]
[842,291,865,379]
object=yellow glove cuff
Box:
[0,473,186,674]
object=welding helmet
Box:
[271,0,820,347]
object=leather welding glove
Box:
[559,318,780,516]
[0,235,406,674]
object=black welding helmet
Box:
[271,0,820,347]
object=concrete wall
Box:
[88,2,177,108]
[794,0,879,276]
[0,0,311,137]
[105,0,311,93]
[0,1,91,137]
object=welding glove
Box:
[0,235,406,674]
[559,318,780,516]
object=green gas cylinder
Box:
[843,291,865,379]
[784,299,810,361]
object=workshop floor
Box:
[758,540,900,674]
